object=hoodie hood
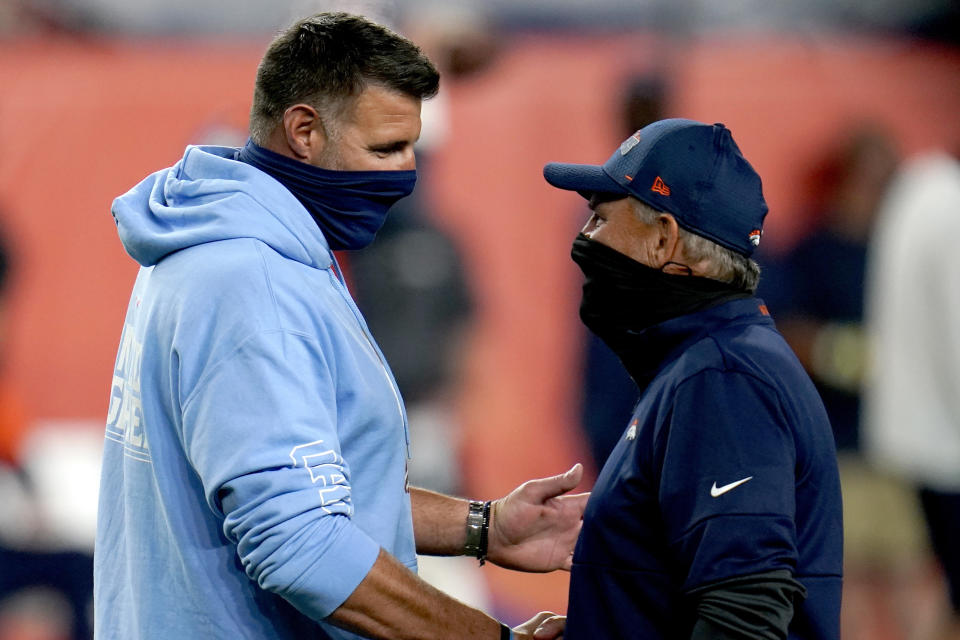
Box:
[112,145,332,269]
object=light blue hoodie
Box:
[95,145,415,640]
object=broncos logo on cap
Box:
[620,130,642,155]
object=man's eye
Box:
[584,214,604,231]
[372,144,404,155]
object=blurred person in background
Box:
[758,126,929,639]
[0,222,94,640]
[865,150,960,640]
[537,119,843,639]
[759,125,899,452]
[98,13,585,640]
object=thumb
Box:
[526,464,583,501]
[534,615,566,639]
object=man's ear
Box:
[281,104,327,161]
[654,214,684,272]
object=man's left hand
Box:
[487,464,589,572]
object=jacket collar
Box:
[618,297,774,390]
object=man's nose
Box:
[399,148,416,171]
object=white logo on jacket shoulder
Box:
[710,476,753,498]
[625,420,638,441]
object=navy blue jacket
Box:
[566,298,843,639]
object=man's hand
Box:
[513,612,566,639]
[487,464,589,572]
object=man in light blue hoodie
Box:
[97,13,582,640]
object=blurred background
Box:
[1,0,959,638]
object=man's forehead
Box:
[337,94,417,145]
[345,85,421,122]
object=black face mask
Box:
[571,233,749,373]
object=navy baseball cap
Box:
[543,118,768,256]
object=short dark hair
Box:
[249,13,440,144]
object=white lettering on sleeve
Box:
[289,440,353,516]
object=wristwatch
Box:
[464,500,491,565]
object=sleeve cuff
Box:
[282,518,382,619]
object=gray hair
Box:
[630,199,760,293]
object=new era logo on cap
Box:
[651,176,671,196]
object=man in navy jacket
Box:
[534,119,843,640]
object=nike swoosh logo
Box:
[710,476,753,498]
